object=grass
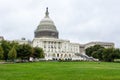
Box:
[0,62,120,80]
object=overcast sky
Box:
[0,0,120,47]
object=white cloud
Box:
[0,0,120,47]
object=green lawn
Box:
[0,62,120,80]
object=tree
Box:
[108,48,120,62]
[91,48,104,61]
[0,40,11,61]
[0,40,18,61]
[0,46,4,60]
[85,45,104,57]
[85,45,120,62]
[97,48,104,61]
[33,47,44,58]
[8,46,17,62]
[17,44,32,61]
[102,48,114,62]
[85,47,93,56]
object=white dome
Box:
[37,17,57,32]
[35,8,59,38]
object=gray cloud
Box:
[0,0,120,47]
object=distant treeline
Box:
[85,45,120,62]
[0,40,44,62]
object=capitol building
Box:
[0,8,114,61]
[32,8,114,61]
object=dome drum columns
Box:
[35,31,59,38]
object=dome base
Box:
[35,30,59,38]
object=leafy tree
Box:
[0,40,11,61]
[85,45,120,62]
[85,45,104,57]
[33,47,44,58]
[96,48,104,61]
[102,48,114,62]
[85,47,93,56]
[91,51,98,59]
[91,48,104,61]
[0,40,18,61]
[102,48,120,62]
[8,46,17,62]
[10,41,19,50]
[17,44,32,61]
[109,48,120,61]
[0,46,4,60]
[86,45,120,62]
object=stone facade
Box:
[85,42,114,49]
[0,36,4,41]
[13,38,30,45]
[33,38,82,60]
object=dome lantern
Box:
[45,7,49,18]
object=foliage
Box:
[0,46,4,59]
[85,45,120,62]
[8,46,17,62]
[86,45,104,57]
[17,44,32,60]
[0,40,11,60]
[0,40,44,61]
[0,40,19,61]
[32,47,44,58]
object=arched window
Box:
[57,54,59,57]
